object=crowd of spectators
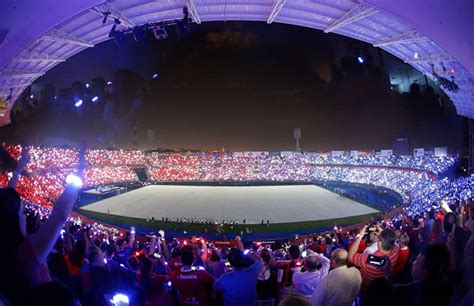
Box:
[146,152,457,175]
[1,188,473,306]
[0,145,472,306]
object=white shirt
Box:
[293,253,330,297]
[363,242,378,254]
[310,265,362,306]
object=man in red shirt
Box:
[170,249,214,306]
[348,225,399,289]
[393,233,410,274]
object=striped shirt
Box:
[350,245,399,289]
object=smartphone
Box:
[153,253,161,259]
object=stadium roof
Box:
[0,0,473,125]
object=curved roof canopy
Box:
[0,0,473,125]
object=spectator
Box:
[82,246,114,306]
[393,245,452,306]
[393,233,410,275]
[292,251,330,297]
[363,229,380,254]
[429,218,443,244]
[276,244,302,298]
[257,248,276,300]
[310,248,361,306]
[215,247,262,306]
[348,226,399,289]
[206,248,226,279]
[0,149,84,305]
[170,249,214,306]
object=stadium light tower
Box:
[294,128,301,151]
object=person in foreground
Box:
[0,147,85,305]
[215,237,263,306]
[310,248,361,306]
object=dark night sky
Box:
[34,22,467,151]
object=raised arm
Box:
[348,226,367,263]
[147,235,158,257]
[315,252,330,276]
[201,237,209,262]
[128,226,136,248]
[7,147,29,188]
[29,147,85,264]
[235,236,244,251]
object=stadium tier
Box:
[0,144,471,217]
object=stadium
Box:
[0,1,473,306]
[1,144,468,241]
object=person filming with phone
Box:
[348,225,399,290]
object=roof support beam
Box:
[13,52,66,63]
[186,0,201,24]
[405,53,453,64]
[0,71,44,79]
[324,3,377,33]
[42,30,94,48]
[267,0,287,24]
[374,30,429,47]
[90,2,136,28]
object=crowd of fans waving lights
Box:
[0,145,473,306]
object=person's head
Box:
[330,248,348,269]
[171,247,181,259]
[274,242,283,251]
[278,293,311,306]
[127,255,139,271]
[87,246,104,267]
[69,239,87,265]
[394,229,401,240]
[209,249,221,262]
[0,188,25,244]
[288,245,300,260]
[325,236,332,245]
[117,239,127,250]
[425,244,450,278]
[141,257,155,275]
[399,233,409,248]
[443,212,456,233]
[260,248,272,265]
[305,254,319,271]
[378,229,396,252]
[428,209,435,220]
[104,244,116,259]
[228,247,244,269]
[180,249,195,267]
[369,231,380,244]
[412,244,449,281]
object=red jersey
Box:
[276,259,302,287]
[351,245,399,289]
[171,267,214,306]
[393,247,410,274]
